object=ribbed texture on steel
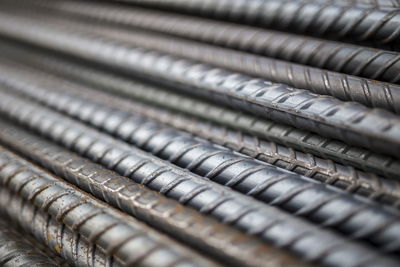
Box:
[0,122,296,267]
[0,14,399,157]
[0,147,213,267]
[3,58,398,209]
[0,218,62,267]
[24,0,400,85]
[0,188,117,267]
[119,0,400,47]
[2,85,400,257]
[1,91,397,266]
[0,1,400,266]
[2,44,397,180]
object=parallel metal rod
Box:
[0,218,62,267]
[0,122,295,267]
[303,0,400,9]
[7,60,398,208]
[1,41,398,180]
[21,0,400,86]
[0,93,394,266]
[30,13,400,113]
[117,0,400,47]
[2,77,400,255]
[0,187,118,267]
[0,13,399,158]
[0,147,213,267]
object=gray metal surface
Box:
[116,0,400,47]
[24,0,400,86]
[0,188,118,267]
[1,43,397,181]
[0,218,61,267]
[1,83,400,257]
[0,147,214,267]
[3,57,397,208]
[0,1,399,266]
[0,123,298,267]
[0,13,399,157]
[15,63,400,205]
[0,92,396,266]
[44,16,400,113]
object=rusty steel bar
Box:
[0,147,215,267]
[2,80,400,255]
[0,13,399,158]
[0,218,63,267]
[0,125,300,267]
[0,188,119,267]
[0,41,398,181]
[0,93,398,266]
[5,59,398,208]
[18,0,400,86]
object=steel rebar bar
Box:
[0,218,62,267]
[1,93,398,265]
[0,123,300,267]
[0,13,398,157]
[116,0,400,47]
[5,60,397,207]
[2,85,400,255]
[0,147,215,267]
[0,41,398,181]
[19,0,400,85]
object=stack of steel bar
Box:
[0,0,399,266]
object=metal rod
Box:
[5,59,398,208]
[0,13,398,157]
[0,123,298,267]
[0,187,118,267]
[1,42,397,180]
[113,0,400,47]
[20,0,400,85]
[0,147,215,267]
[0,94,394,266]
[0,218,63,267]
[2,81,400,255]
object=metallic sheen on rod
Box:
[0,121,298,267]
[114,0,400,47]
[0,14,398,157]
[0,94,393,267]
[23,0,400,85]
[0,218,62,267]
[0,188,119,267]
[8,62,397,208]
[0,147,214,267]
[1,43,398,180]
[2,81,400,254]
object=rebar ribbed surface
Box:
[1,90,398,266]
[0,13,399,157]
[0,1,400,266]
[2,85,400,257]
[307,0,400,9]
[23,0,400,85]
[0,218,62,267]
[3,43,398,180]
[0,122,298,267]
[0,187,118,267]
[0,147,214,267]
[28,14,400,113]
[7,61,396,207]
[121,0,400,47]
